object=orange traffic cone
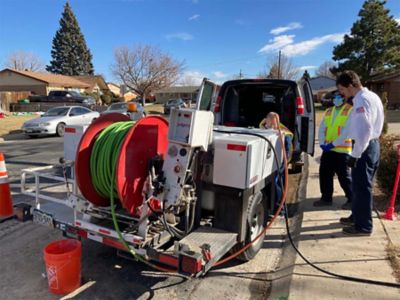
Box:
[0,152,13,217]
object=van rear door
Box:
[297,79,315,156]
[195,78,218,111]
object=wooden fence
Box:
[0,92,31,112]
[9,102,107,113]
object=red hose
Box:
[213,117,289,267]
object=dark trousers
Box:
[351,139,380,232]
[319,151,353,203]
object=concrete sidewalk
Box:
[288,146,400,299]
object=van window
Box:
[222,83,296,132]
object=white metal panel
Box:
[212,128,282,189]
[64,125,87,161]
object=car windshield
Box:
[108,103,127,111]
[43,107,70,117]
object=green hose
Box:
[90,121,133,199]
[89,121,177,271]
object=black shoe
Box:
[339,216,354,226]
[313,200,332,207]
[342,226,371,236]
[341,202,352,210]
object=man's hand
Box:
[347,156,358,168]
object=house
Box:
[367,71,400,108]
[107,82,121,96]
[154,86,199,103]
[0,68,90,95]
[72,75,110,95]
[309,76,337,102]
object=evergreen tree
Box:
[46,2,94,75]
[332,0,400,81]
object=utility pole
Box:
[239,69,243,79]
[277,50,281,79]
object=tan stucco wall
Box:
[46,86,86,94]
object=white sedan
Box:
[22,106,99,137]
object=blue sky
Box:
[1,0,399,84]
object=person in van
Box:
[260,112,293,215]
[314,94,353,209]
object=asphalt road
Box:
[0,135,301,300]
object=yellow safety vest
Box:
[324,103,353,154]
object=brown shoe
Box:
[340,216,354,226]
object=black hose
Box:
[214,128,400,288]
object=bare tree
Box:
[259,53,299,80]
[4,51,45,71]
[111,45,184,104]
[315,61,336,78]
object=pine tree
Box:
[332,0,400,81]
[46,2,94,75]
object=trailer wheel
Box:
[232,191,266,261]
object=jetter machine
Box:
[22,80,284,277]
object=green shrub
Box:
[377,135,400,197]
[100,94,112,105]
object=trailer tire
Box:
[232,191,266,261]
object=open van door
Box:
[195,78,218,111]
[297,78,315,156]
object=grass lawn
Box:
[145,103,164,115]
[0,115,36,137]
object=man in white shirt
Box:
[336,71,384,236]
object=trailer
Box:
[21,80,286,277]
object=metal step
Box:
[170,227,238,275]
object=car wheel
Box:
[56,123,66,137]
[231,192,266,261]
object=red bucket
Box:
[43,239,82,295]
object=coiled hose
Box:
[89,120,177,272]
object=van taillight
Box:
[213,96,222,113]
[296,97,305,115]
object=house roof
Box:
[0,68,90,88]
[107,82,120,88]
[73,75,109,90]
[309,76,336,91]
[367,71,400,83]
[155,86,199,94]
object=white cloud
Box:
[258,35,295,53]
[212,71,227,79]
[179,71,206,85]
[395,17,400,25]
[298,65,317,71]
[259,33,345,57]
[270,22,303,35]
[188,14,200,21]
[165,32,194,41]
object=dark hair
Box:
[336,71,361,88]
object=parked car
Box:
[29,90,96,106]
[197,78,315,173]
[22,106,99,137]
[163,99,186,114]
[101,102,145,116]
[320,90,338,108]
